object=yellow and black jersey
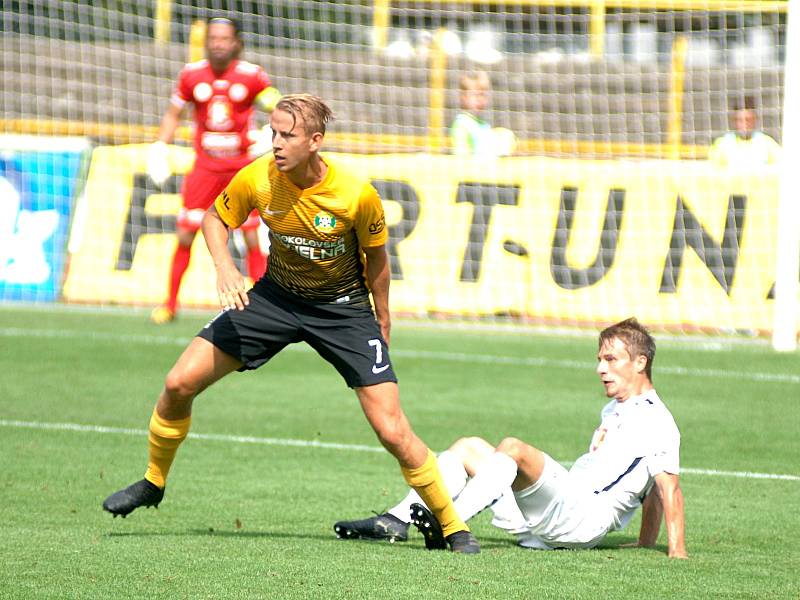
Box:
[214,154,388,303]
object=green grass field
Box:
[1,305,798,599]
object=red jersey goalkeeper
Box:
[148,15,281,324]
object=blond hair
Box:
[275,94,334,136]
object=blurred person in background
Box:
[708,95,781,169]
[450,70,516,158]
[148,15,280,324]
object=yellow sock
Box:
[401,449,469,538]
[144,408,191,489]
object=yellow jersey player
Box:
[102,94,479,554]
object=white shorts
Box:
[512,453,615,549]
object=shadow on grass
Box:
[105,529,333,542]
[105,528,519,551]
[594,536,669,555]
[104,525,658,554]
[202,529,520,551]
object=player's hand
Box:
[247,126,273,158]
[490,127,517,157]
[216,264,249,311]
[146,141,171,187]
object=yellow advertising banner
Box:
[63,145,785,332]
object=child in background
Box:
[450,71,516,158]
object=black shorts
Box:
[196,283,397,388]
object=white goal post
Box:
[772,0,800,351]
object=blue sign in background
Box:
[0,146,88,302]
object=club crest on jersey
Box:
[314,211,337,233]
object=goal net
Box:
[0,0,796,340]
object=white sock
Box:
[387,450,468,523]
[453,452,518,522]
[488,490,526,529]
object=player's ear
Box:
[634,354,648,374]
[308,131,324,152]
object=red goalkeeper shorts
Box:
[178,164,260,231]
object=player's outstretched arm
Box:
[654,472,688,559]
[202,206,248,311]
[157,102,183,144]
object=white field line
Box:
[0,419,384,453]
[1,418,798,482]
[1,327,798,384]
[0,302,777,350]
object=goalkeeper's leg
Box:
[152,226,197,323]
[242,222,267,281]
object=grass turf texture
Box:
[0,305,798,599]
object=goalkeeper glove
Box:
[146,141,171,187]
[247,126,273,159]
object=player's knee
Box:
[449,436,491,455]
[496,437,528,461]
[372,416,412,453]
[448,436,494,475]
[176,229,197,248]
[163,367,202,400]
[374,423,407,451]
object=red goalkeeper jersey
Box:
[172,58,273,172]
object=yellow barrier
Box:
[154,0,172,44]
[63,145,784,332]
[62,145,214,307]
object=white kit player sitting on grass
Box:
[335,317,688,559]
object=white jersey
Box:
[507,389,680,549]
[708,131,781,169]
[569,390,681,531]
